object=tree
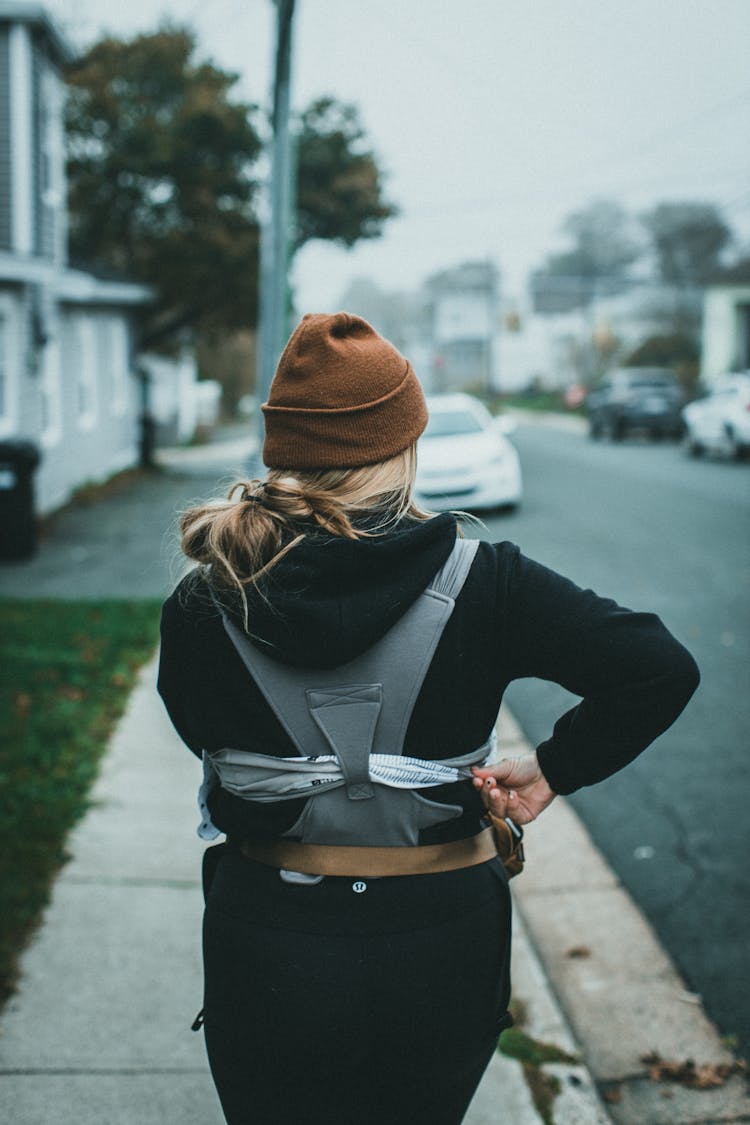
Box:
[624,332,700,392]
[65,30,396,349]
[65,28,263,348]
[294,98,397,252]
[561,199,641,280]
[641,202,732,287]
[531,199,642,313]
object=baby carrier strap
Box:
[215,536,480,845]
[429,534,479,599]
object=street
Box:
[482,425,750,1057]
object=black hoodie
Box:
[157,513,699,844]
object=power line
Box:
[405,165,750,221]
[585,87,750,177]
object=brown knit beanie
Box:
[262,312,428,469]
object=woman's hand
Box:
[471,753,556,825]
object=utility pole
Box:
[256,0,296,439]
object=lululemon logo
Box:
[352,881,367,894]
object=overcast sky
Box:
[52,0,750,312]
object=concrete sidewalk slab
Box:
[0,1074,216,1125]
[0,429,257,601]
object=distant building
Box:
[701,282,750,384]
[426,261,499,393]
[0,2,200,515]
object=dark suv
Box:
[586,368,685,441]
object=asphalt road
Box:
[481,425,750,1057]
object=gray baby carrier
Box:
[199,537,494,846]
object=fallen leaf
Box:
[14,692,32,718]
[58,684,85,702]
[565,945,592,959]
[640,1052,746,1089]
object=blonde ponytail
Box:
[179,445,430,626]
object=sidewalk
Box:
[1,427,746,1122]
[0,427,255,600]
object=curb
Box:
[497,706,750,1124]
[468,908,611,1124]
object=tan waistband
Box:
[239,826,499,877]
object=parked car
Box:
[682,373,750,460]
[415,393,522,512]
[586,368,685,441]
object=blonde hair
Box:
[180,444,431,626]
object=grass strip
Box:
[0,598,162,1006]
[498,1024,579,1124]
[499,1027,578,1067]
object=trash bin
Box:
[0,440,41,561]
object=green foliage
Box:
[65,27,262,347]
[625,331,700,390]
[498,1027,578,1066]
[0,600,161,1005]
[498,1028,577,1124]
[561,199,641,278]
[532,199,641,312]
[641,201,732,286]
[498,1028,578,1125]
[522,1069,562,1125]
[294,97,397,251]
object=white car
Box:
[682,373,750,460]
[415,393,522,512]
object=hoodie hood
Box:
[238,513,459,669]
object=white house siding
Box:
[1,283,39,437]
[0,26,11,251]
[8,21,33,255]
[30,307,140,514]
[434,292,492,344]
[141,351,200,445]
[702,286,750,385]
[31,38,64,263]
[0,286,22,437]
[0,281,154,513]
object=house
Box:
[701,281,750,385]
[0,2,202,519]
[426,261,500,393]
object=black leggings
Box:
[201,845,512,1125]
